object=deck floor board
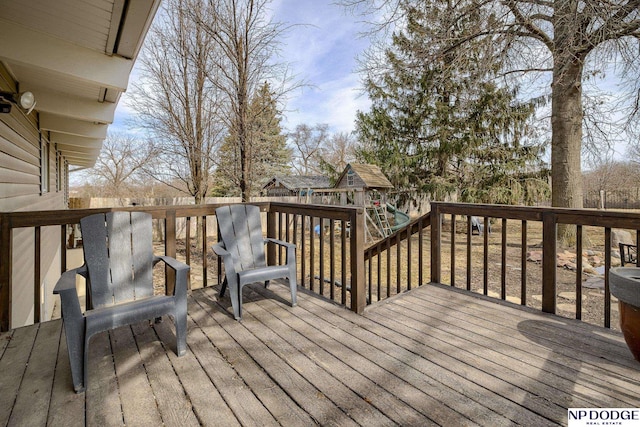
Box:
[1,283,639,426]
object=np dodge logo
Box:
[568,409,640,426]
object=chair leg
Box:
[225,278,242,320]
[289,274,298,307]
[219,278,228,297]
[82,336,90,394]
[59,297,86,393]
[175,313,187,357]
[236,284,244,320]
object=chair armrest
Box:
[155,255,190,274]
[264,238,296,264]
[264,238,296,249]
[212,242,237,278]
[154,256,190,296]
[53,267,82,296]
[53,268,84,322]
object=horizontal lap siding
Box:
[1,104,67,327]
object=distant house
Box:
[262,175,331,197]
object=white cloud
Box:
[272,0,371,133]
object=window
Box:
[41,139,49,194]
[347,170,355,187]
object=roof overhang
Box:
[0,0,160,168]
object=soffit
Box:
[0,0,159,168]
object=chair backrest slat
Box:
[81,213,112,306]
[107,212,135,302]
[217,205,266,271]
[82,211,155,308]
[131,212,154,299]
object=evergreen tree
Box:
[211,82,290,197]
[355,2,549,205]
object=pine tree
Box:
[355,2,549,205]
[211,82,290,197]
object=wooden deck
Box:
[1,283,639,427]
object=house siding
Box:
[1,82,67,327]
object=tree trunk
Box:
[551,57,584,242]
[551,61,584,209]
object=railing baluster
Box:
[367,250,372,303]
[386,237,391,298]
[483,217,489,296]
[34,226,41,324]
[430,203,441,284]
[341,219,347,306]
[301,215,307,289]
[330,219,335,302]
[319,218,325,296]
[310,217,315,292]
[202,215,207,288]
[604,227,612,328]
[637,230,640,267]
[376,243,381,301]
[406,227,412,290]
[185,217,191,266]
[467,216,472,291]
[396,232,401,294]
[576,225,583,320]
[418,217,424,286]
[521,220,527,306]
[501,218,507,300]
[451,214,456,287]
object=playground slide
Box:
[386,203,411,231]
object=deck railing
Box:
[430,202,640,328]
[363,213,431,303]
[0,202,365,331]
[2,201,640,331]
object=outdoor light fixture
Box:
[0,90,37,114]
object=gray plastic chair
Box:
[54,211,189,393]
[470,216,491,235]
[213,205,297,320]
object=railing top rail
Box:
[0,201,364,230]
[0,204,226,229]
[432,202,640,228]
[268,202,362,220]
[364,211,431,259]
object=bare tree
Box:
[193,0,299,201]
[130,0,224,205]
[88,132,156,197]
[288,123,329,174]
[318,132,358,183]
[343,0,640,215]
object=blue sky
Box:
[270,0,372,134]
[113,0,372,136]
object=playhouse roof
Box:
[336,164,393,189]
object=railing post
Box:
[350,208,365,314]
[542,211,557,314]
[0,214,12,331]
[430,202,441,284]
[165,210,177,296]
